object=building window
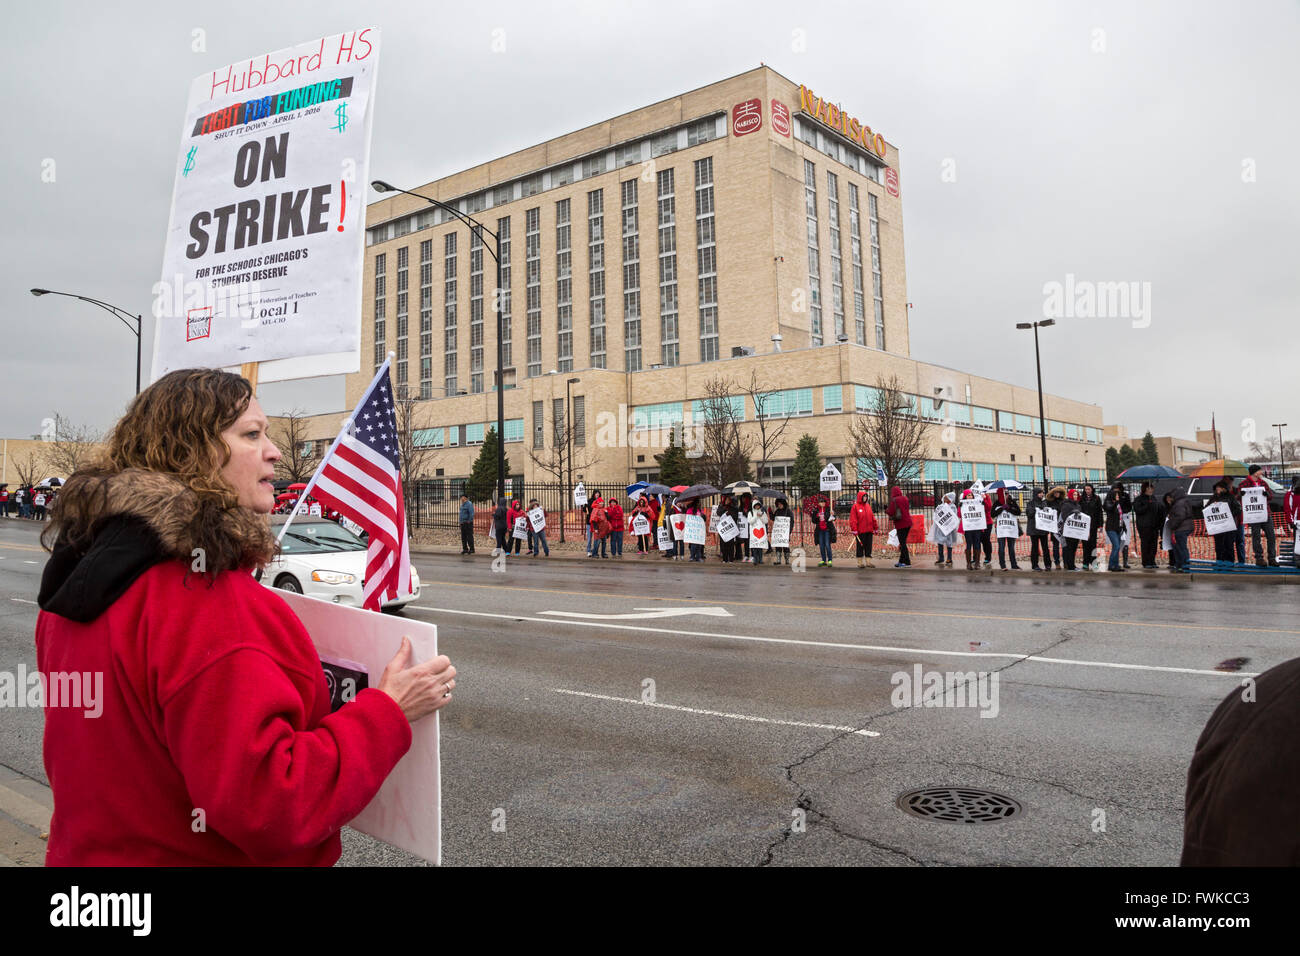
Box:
[617,142,642,167]
[823,385,843,414]
[687,117,716,147]
[469,229,484,394]
[869,192,884,349]
[997,410,1014,432]
[553,164,574,187]
[695,156,718,363]
[573,395,586,446]
[633,402,686,431]
[413,427,444,448]
[657,168,679,368]
[848,184,866,346]
[555,198,573,372]
[588,190,606,368]
[583,155,607,179]
[652,131,678,158]
[755,388,812,419]
[521,173,542,198]
[493,184,513,207]
[827,171,845,342]
[373,252,386,370]
[419,240,433,399]
[497,216,512,369]
[443,233,457,395]
[395,246,409,389]
[804,159,822,347]
[621,178,642,372]
[465,423,485,445]
[525,206,542,377]
[503,418,524,443]
[532,400,544,447]
[971,406,995,430]
[552,398,566,446]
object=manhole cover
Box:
[896,787,1022,823]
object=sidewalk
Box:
[0,764,51,867]
[408,544,1299,583]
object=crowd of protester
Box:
[0,484,58,520]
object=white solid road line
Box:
[551,688,881,737]
[9,598,36,605]
[406,605,1259,678]
[540,606,732,620]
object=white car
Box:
[261,517,421,612]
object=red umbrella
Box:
[276,493,298,502]
[288,482,309,491]
[670,485,689,493]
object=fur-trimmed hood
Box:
[38,469,277,623]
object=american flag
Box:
[309,362,411,611]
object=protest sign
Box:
[1161,519,1172,553]
[153,29,381,382]
[278,589,440,864]
[527,507,546,532]
[771,515,791,548]
[657,527,673,551]
[737,513,749,538]
[308,501,323,517]
[1063,513,1091,540]
[960,500,987,531]
[632,514,650,536]
[1203,501,1236,535]
[513,517,529,540]
[683,514,706,545]
[708,509,719,532]
[573,482,587,506]
[749,521,769,550]
[671,515,688,540]
[996,512,1019,538]
[933,503,959,537]
[1242,489,1268,525]
[1035,507,1060,535]
[820,463,842,492]
[716,515,739,542]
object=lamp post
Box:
[1273,423,1289,476]
[565,377,580,543]
[372,180,509,503]
[31,288,142,395]
[1016,319,1055,489]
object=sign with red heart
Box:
[672,519,687,540]
[750,523,768,550]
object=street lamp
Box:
[1273,423,1289,475]
[372,179,509,503]
[564,376,580,543]
[1016,319,1055,489]
[31,288,142,395]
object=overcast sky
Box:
[3,0,1296,456]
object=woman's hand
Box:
[378,637,456,723]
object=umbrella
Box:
[753,487,785,498]
[626,481,649,494]
[276,493,298,502]
[676,483,720,500]
[1115,464,1183,480]
[723,480,761,496]
[984,479,1024,491]
[288,482,309,491]
[670,485,689,493]
[1187,459,1249,478]
[640,483,674,496]
[40,477,63,487]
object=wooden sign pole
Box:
[240,362,259,393]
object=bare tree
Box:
[41,414,102,479]
[693,376,754,486]
[845,373,929,487]
[268,408,317,484]
[527,402,601,540]
[740,369,791,483]
[11,449,47,489]
[393,395,443,518]
[1246,436,1300,464]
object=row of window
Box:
[413,419,525,448]
[366,115,726,246]
[630,385,1103,443]
[793,116,885,182]
[752,460,1105,486]
[531,396,587,448]
[805,159,884,350]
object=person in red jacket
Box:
[606,499,625,557]
[506,498,526,555]
[849,490,879,568]
[1285,477,1300,569]
[1239,465,1279,566]
[885,485,913,568]
[35,368,455,866]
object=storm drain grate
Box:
[896,787,1022,823]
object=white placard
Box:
[1161,519,1172,553]
[513,516,529,540]
[1242,489,1268,525]
[683,514,706,546]
[309,501,323,516]
[657,526,673,551]
[933,503,959,537]
[960,500,987,531]
[708,509,719,532]
[748,519,769,550]
[771,516,791,549]
[1063,513,1091,540]
[573,482,587,506]
[671,513,688,540]
[277,589,440,865]
[1035,507,1060,535]
[737,513,749,538]
[996,512,1019,538]
[1203,501,1236,535]
[716,515,739,542]
[632,514,650,536]
[527,507,546,532]
[820,463,843,492]
[153,29,381,381]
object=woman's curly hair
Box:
[42,369,276,571]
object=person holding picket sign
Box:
[1027,488,1056,571]
[959,489,985,570]
[506,498,525,556]
[849,490,878,568]
[1209,480,1241,563]
[928,491,959,567]
[1079,484,1105,570]
[1057,488,1082,570]
[886,486,913,568]
[606,499,625,558]
[748,497,769,565]
[993,489,1021,570]
[812,497,836,567]
[1240,465,1279,566]
[630,497,654,554]
[771,497,793,566]
[1103,482,1133,572]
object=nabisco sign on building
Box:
[797,84,887,160]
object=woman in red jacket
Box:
[35,368,455,866]
[886,485,913,568]
[506,498,526,555]
[849,491,879,568]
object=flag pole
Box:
[276,352,394,546]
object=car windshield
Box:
[275,521,367,554]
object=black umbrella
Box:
[676,483,720,501]
[753,487,784,498]
[641,483,675,496]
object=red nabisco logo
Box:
[771,100,791,137]
[732,98,762,136]
[885,167,900,198]
[186,307,212,342]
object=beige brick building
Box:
[1104,425,1221,471]
[296,66,1107,494]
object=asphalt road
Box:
[2,518,1292,866]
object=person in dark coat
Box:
[458,494,475,554]
[993,489,1021,571]
[1208,480,1241,563]
[1026,487,1060,571]
[886,486,912,568]
[1058,489,1082,571]
[1078,484,1104,569]
[1166,487,1198,572]
[1131,481,1163,569]
[1182,655,1300,865]
[1102,482,1133,572]
[770,497,793,566]
[491,498,509,555]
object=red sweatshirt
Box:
[36,559,411,866]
